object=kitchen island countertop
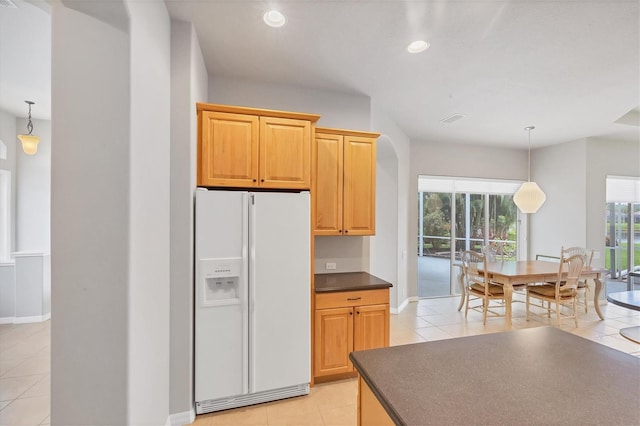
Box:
[349,327,640,426]
[314,272,392,293]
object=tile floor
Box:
[0,296,638,426]
[0,320,50,426]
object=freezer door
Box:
[195,190,249,402]
[249,192,311,393]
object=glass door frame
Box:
[419,190,525,297]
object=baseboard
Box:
[0,313,50,324]
[391,298,410,314]
[409,296,420,302]
[168,408,195,426]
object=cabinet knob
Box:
[349,311,353,316]
[253,179,257,182]
[356,310,360,315]
[261,179,265,182]
[345,230,349,234]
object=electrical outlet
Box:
[325,262,337,270]
[592,251,600,260]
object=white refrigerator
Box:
[194,189,310,414]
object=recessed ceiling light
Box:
[263,10,286,28]
[407,40,430,53]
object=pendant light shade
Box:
[514,126,546,213]
[17,134,40,155]
[17,100,40,156]
[514,181,546,213]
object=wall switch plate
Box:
[325,262,337,270]
[592,251,601,259]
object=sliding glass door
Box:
[418,193,453,298]
[605,202,640,292]
[417,177,521,298]
[488,194,518,259]
[605,176,640,293]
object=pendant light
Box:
[513,126,546,213]
[17,100,40,155]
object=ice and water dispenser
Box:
[199,258,243,307]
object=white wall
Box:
[16,117,50,252]
[52,1,175,424]
[127,0,171,424]
[585,138,640,270]
[0,109,17,257]
[408,140,527,297]
[369,137,398,305]
[51,4,130,424]
[0,263,15,320]
[314,237,370,273]
[370,101,412,312]
[169,19,208,420]
[209,76,371,130]
[529,139,587,259]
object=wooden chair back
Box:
[482,245,504,263]
[461,250,489,295]
[556,253,585,296]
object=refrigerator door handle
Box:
[248,193,257,394]
[241,193,250,396]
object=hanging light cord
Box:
[525,126,535,182]
[25,101,34,135]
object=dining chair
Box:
[535,254,561,262]
[575,249,594,313]
[461,250,506,325]
[548,246,591,312]
[483,244,526,298]
[526,253,585,327]
[482,244,504,263]
[560,246,588,259]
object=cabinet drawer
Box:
[316,289,389,309]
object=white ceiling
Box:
[165,0,640,148]
[2,1,638,148]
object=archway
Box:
[370,134,401,312]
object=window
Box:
[605,175,640,293]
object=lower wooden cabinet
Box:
[314,307,354,376]
[353,304,389,352]
[314,290,389,379]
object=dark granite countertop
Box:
[314,272,392,293]
[349,327,640,426]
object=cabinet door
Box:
[313,132,343,235]
[314,307,354,377]
[343,136,376,235]
[353,304,389,352]
[259,117,311,189]
[198,111,259,187]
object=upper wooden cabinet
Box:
[197,103,320,189]
[313,127,379,236]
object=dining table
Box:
[458,260,605,325]
[606,290,640,343]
